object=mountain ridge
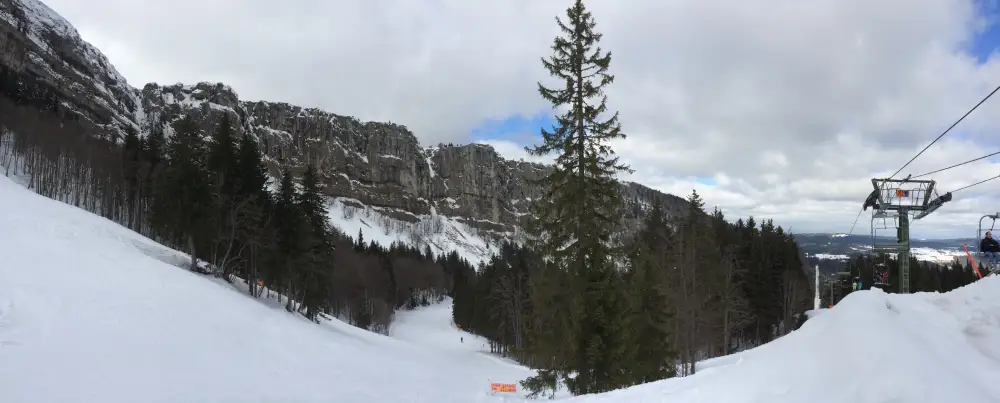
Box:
[0,0,690,264]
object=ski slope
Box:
[0,174,533,403]
[4,170,1000,403]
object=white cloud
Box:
[40,0,1000,238]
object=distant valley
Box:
[794,233,977,274]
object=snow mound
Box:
[567,278,1000,403]
[0,174,533,403]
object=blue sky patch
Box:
[695,177,717,186]
[971,0,1000,63]
[470,111,554,144]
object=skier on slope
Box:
[981,231,1000,270]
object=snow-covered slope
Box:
[5,158,1000,402]
[0,174,533,402]
[570,278,1000,403]
[327,196,501,268]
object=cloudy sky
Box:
[40,0,1000,239]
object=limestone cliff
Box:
[0,0,689,263]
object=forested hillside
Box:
[0,73,476,333]
[453,195,812,394]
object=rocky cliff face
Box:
[0,0,689,262]
[0,0,141,137]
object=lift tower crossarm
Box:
[867,178,949,293]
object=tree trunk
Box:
[187,234,197,271]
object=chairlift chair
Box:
[975,213,1000,274]
[872,262,891,290]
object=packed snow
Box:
[5,170,1000,402]
[0,174,530,403]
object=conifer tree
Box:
[207,115,239,200]
[207,115,244,275]
[522,0,633,395]
[234,131,272,290]
[627,201,677,383]
[297,164,334,320]
[153,115,212,271]
[274,169,302,311]
[121,127,142,229]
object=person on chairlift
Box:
[981,231,1000,268]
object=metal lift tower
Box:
[863,177,951,293]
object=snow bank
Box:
[566,279,1000,403]
[0,174,533,403]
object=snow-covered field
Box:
[4,171,1000,402]
[809,247,966,264]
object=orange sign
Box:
[491,383,517,393]
[895,189,910,197]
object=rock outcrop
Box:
[0,0,140,136]
[0,0,690,255]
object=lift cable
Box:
[911,150,1000,179]
[889,84,1000,181]
[950,173,1000,193]
[834,207,867,258]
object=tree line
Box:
[824,255,980,306]
[452,191,813,396]
[448,0,814,397]
[0,62,474,334]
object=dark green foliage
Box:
[295,164,335,320]
[452,200,814,394]
[625,201,677,383]
[207,115,239,200]
[152,115,213,270]
[521,0,634,395]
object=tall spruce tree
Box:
[297,164,335,320]
[274,169,302,311]
[234,131,272,291]
[628,201,677,384]
[207,115,243,275]
[522,0,633,395]
[153,115,212,271]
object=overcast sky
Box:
[40,0,1000,239]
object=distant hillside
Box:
[792,233,977,274]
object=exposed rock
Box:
[0,0,141,139]
[0,0,691,256]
